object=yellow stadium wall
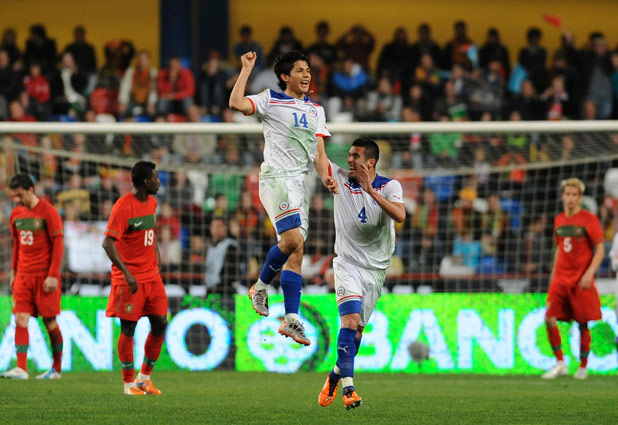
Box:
[2,0,160,67]
[229,0,618,70]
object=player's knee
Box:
[150,315,168,336]
[14,313,30,328]
[42,317,58,331]
[120,320,137,337]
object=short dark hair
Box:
[274,50,310,91]
[131,161,156,188]
[9,173,34,190]
[352,138,380,165]
[527,27,542,41]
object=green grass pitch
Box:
[0,371,616,425]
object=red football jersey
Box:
[552,209,603,287]
[11,199,63,276]
[104,193,159,284]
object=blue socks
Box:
[332,335,361,382]
[337,327,357,380]
[259,245,289,284]
[280,270,302,315]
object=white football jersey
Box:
[331,162,404,270]
[247,89,330,179]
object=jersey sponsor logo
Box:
[14,217,47,231]
[128,214,155,231]
[337,287,345,296]
[556,225,587,238]
[279,201,289,211]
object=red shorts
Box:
[546,282,602,323]
[12,273,61,318]
[105,275,168,321]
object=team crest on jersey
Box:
[125,303,133,314]
[279,201,289,211]
[337,287,345,296]
[309,106,317,117]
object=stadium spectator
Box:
[233,25,264,71]
[0,49,23,117]
[479,28,510,79]
[452,179,482,239]
[306,21,338,66]
[408,23,442,75]
[56,173,91,219]
[198,51,232,117]
[98,39,135,90]
[118,50,158,118]
[157,56,195,115]
[507,79,545,120]
[404,84,433,123]
[267,26,303,66]
[165,170,195,211]
[428,116,462,167]
[442,20,476,71]
[361,76,402,122]
[540,75,570,120]
[517,27,548,93]
[406,188,441,272]
[23,62,50,120]
[1,28,21,67]
[89,173,120,220]
[24,24,57,79]
[64,25,96,95]
[53,52,88,116]
[180,233,206,291]
[480,194,509,257]
[158,224,181,273]
[413,53,441,98]
[328,58,369,120]
[433,80,468,121]
[336,24,375,72]
[247,58,279,94]
[376,27,410,90]
[307,192,335,254]
[204,216,242,296]
[172,105,217,163]
[307,51,330,104]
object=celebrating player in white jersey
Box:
[318,138,405,410]
[229,50,338,345]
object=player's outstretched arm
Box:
[229,52,257,115]
[102,235,139,294]
[315,136,338,194]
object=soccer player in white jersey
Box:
[229,50,338,345]
[318,138,405,409]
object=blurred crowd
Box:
[3,20,618,296]
[1,20,618,129]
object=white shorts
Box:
[259,175,309,240]
[333,256,386,327]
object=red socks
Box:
[48,326,63,373]
[118,334,135,383]
[15,326,29,371]
[140,334,164,375]
[547,325,564,361]
[580,327,590,368]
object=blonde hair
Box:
[561,177,585,194]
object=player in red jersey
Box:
[102,161,167,395]
[541,177,604,380]
[1,174,64,380]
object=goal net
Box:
[1,120,618,372]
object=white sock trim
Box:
[342,377,354,388]
[285,313,300,324]
[254,280,268,291]
[137,372,150,381]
